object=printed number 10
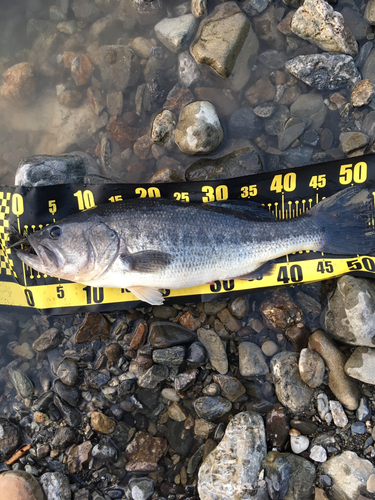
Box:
[74,190,96,210]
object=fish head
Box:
[17,216,120,282]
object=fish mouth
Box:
[17,235,61,273]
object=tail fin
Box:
[310,187,375,255]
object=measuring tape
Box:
[0,154,374,314]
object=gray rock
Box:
[98,45,140,92]
[152,346,186,366]
[321,275,375,347]
[56,358,79,387]
[197,328,228,374]
[239,341,269,377]
[270,352,313,413]
[106,92,123,116]
[299,348,325,388]
[154,14,198,53]
[322,451,375,500]
[285,53,361,90]
[185,145,262,181]
[228,296,249,319]
[151,109,176,150]
[265,105,290,136]
[185,341,208,367]
[309,445,327,463]
[149,321,196,348]
[254,102,277,118]
[344,347,375,384]
[9,368,34,399]
[138,365,169,389]
[351,422,366,434]
[175,101,224,155]
[339,131,369,155]
[198,412,266,500]
[213,374,246,402]
[40,471,71,500]
[178,51,201,87]
[316,392,331,424]
[341,7,371,41]
[164,419,194,456]
[194,396,232,420]
[71,0,101,22]
[259,50,286,69]
[291,0,358,57]
[191,2,259,91]
[32,328,64,353]
[263,452,291,498]
[356,397,371,421]
[329,400,348,428]
[15,152,100,187]
[228,107,264,140]
[278,117,306,151]
[54,379,80,407]
[128,0,166,26]
[129,477,154,500]
[290,93,327,130]
[92,437,118,462]
[241,0,269,17]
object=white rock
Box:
[178,51,201,87]
[154,14,199,53]
[290,434,310,454]
[344,347,375,384]
[309,445,327,462]
[329,400,348,428]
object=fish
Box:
[16,186,375,305]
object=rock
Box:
[270,352,313,413]
[125,431,167,472]
[15,152,100,187]
[152,346,185,366]
[164,84,195,114]
[351,422,366,434]
[316,393,331,424]
[130,320,148,350]
[32,328,64,353]
[298,348,325,388]
[149,321,196,348]
[329,400,348,428]
[262,340,278,357]
[87,87,106,116]
[194,87,239,117]
[321,276,375,347]
[356,397,371,422]
[278,117,306,151]
[266,405,289,448]
[58,89,82,108]
[365,0,375,24]
[128,0,166,26]
[291,0,358,58]
[40,472,71,500]
[165,419,194,456]
[239,341,269,377]
[72,0,101,22]
[9,368,34,399]
[285,323,311,352]
[54,380,80,407]
[197,328,228,374]
[290,93,327,130]
[194,396,232,420]
[178,51,201,87]
[241,0,269,17]
[286,53,361,90]
[106,92,123,116]
[252,5,286,50]
[129,477,154,500]
[90,411,116,434]
[67,441,92,473]
[339,132,369,156]
[0,62,36,102]
[246,76,276,106]
[0,471,45,500]
[185,145,262,181]
[309,445,327,463]
[71,54,92,86]
[322,451,375,500]
[0,419,21,461]
[92,437,118,462]
[195,419,216,440]
[75,313,110,342]
[138,365,169,389]
[168,402,187,422]
[174,101,224,155]
[128,37,154,59]
[51,426,76,451]
[290,429,309,454]
[151,110,176,150]
[263,452,291,499]
[259,290,303,333]
[185,341,208,367]
[198,412,266,500]
[154,14,198,53]
[213,374,246,402]
[351,79,375,107]
[228,107,263,140]
[145,68,173,113]
[344,347,375,384]
[54,395,81,427]
[308,329,359,410]
[106,342,122,361]
[191,2,259,91]
[98,45,140,92]
[362,49,375,84]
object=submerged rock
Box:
[198,412,266,500]
[154,14,198,53]
[98,45,140,92]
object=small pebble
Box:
[309,445,327,462]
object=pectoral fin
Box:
[121,251,173,273]
[127,286,164,305]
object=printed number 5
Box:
[49,200,57,215]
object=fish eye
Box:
[49,226,61,239]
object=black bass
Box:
[16,187,375,305]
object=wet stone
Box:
[67,440,93,473]
[185,145,262,181]
[0,471,45,500]
[0,62,36,102]
[0,419,21,462]
[105,342,122,361]
[54,395,81,427]
[290,93,327,130]
[345,347,375,384]
[125,430,167,472]
[54,379,80,407]
[266,404,289,448]
[72,0,101,22]
[149,321,196,348]
[262,340,278,357]
[151,110,176,150]
[92,436,118,462]
[309,444,327,463]
[71,54,92,86]
[351,422,366,435]
[9,368,34,399]
[228,108,263,140]
[167,401,187,422]
[164,83,195,115]
[290,418,318,435]
[198,412,266,500]
[351,79,375,107]
[32,328,64,353]
[98,45,140,92]
[356,397,371,422]
[246,76,276,106]
[40,472,71,500]
[263,452,291,499]
[58,89,82,108]
[329,400,348,428]
[213,374,246,402]
[259,49,286,69]
[154,14,198,53]
[174,369,198,393]
[260,290,304,333]
[285,53,361,90]
[254,102,277,118]
[152,345,185,366]
[51,426,76,451]
[241,0,269,16]
[194,396,232,420]
[197,328,228,374]
[270,352,313,413]
[185,341,208,367]
[129,477,154,500]
[239,341,269,377]
[290,429,309,454]
[138,364,169,389]
[340,132,369,156]
[106,92,123,116]
[178,51,201,87]
[299,348,325,388]
[87,87,106,116]
[75,313,110,342]
[91,411,116,434]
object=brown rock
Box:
[285,323,311,351]
[217,308,242,332]
[125,431,167,472]
[0,62,36,101]
[0,471,45,500]
[164,84,195,114]
[87,86,106,115]
[62,51,76,68]
[245,76,276,106]
[308,329,359,410]
[259,290,304,333]
[105,342,122,361]
[252,5,286,50]
[130,320,148,350]
[71,54,92,86]
[266,404,289,448]
[67,441,93,473]
[91,411,116,434]
[108,119,139,148]
[179,310,201,331]
[351,79,375,108]
[277,11,295,36]
[193,87,239,116]
[133,134,154,160]
[135,354,153,369]
[58,90,82,108]
[75,313,110,343]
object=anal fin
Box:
[234,260,278,281]
[128,285,164,305]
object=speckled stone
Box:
[299,348,325,388]
[197,328,228,374]
[0,471,45,500]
